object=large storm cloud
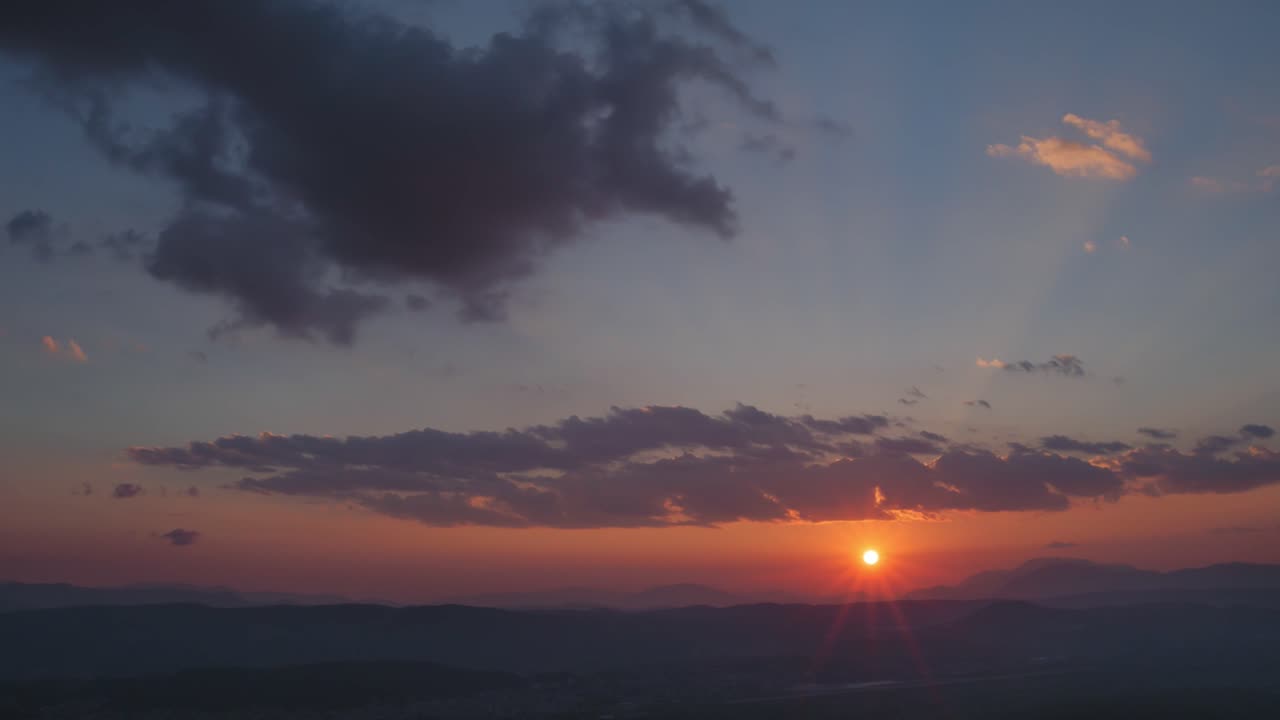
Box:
[0,0,784,343]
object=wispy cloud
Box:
[40,336,88,362]
[977,354,1085,377]
[1137,427,1177,440]
[159,528,200,546]
[988,114,1148,180]
[66,339,88,363]
[1061,113,1150,162]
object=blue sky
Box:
[1,0,1278,599]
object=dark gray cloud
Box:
[904,386,927,400]
[159,528,199,546]
[129,405,1274,529]
[875,435,943,455]
[1045,540,1078,549]
[98,229,149,262]
[1137,427,1177,440]
[112,483,144,499]
[405,294,431,312]
[123,407,1097,526]
[739,133,795,164]
[897,398,918,406]
[1040,435,1131,455]
[964,399,992,409]
[1194,434,1243,455]
[1241,423,1275,439]
[0,0,784,344]
[987,354,1086,377]
[799,413,890,435]
[1119,444,1280,494]
[6,209,55,262]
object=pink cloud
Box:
[1061,113,1151,162]
[988,114,1149,181]
[40,336,88,363]
[67,339,88,363]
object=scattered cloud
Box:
[1241,423,1275,439]
[99,229,149,261]
[1061,113,1151,162]
[964,400,992,409]
[0,0,789,345]
[1119,443,1280,494]
[40,336,87,362]
[66,339,87,363]
[1118,235,1131,249]
[6,209,55,262]
[118,404,1204,529]
[897,398,918,406]
[1194,435,1244,455]
[1083,240,1098,254]
[130,411,1280,527]
[904,386,928,400]
[159,528,200,546]
[988,114,1148,180]
[1137,427,1177,440]
[1040,435,1131,455]
[978,354,1085,377]
[112,483,144,499]
[1190,165,1280,194]
[1044,540,1078,549]
[739,133,795,165]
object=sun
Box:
[862,549,880,566]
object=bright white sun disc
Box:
[862,549,880,565]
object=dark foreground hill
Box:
[2,599,1278,681]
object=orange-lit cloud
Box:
[1061,113,1151,162]
[1083,240,1098,254]
[976,356,1007,369]
[988,114,1148,180]
[40,336,88,362]
[66,339,88,363]
[988,136,1137,179]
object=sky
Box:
[1,0,1278,603]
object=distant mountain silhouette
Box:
[0,581,356,612]
[446,582,787,609]
[905,558,1280,603]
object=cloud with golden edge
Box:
[988,114,1149,180]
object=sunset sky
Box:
[1,0,1278,603]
